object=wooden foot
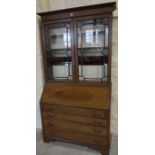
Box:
[50,139,56,142]
[101,148,109,155]
[101,152,109,155]
[43,136,56,143]
[43,137,50,143]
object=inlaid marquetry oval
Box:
[54,89,93,101]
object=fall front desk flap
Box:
[41,83,110,110]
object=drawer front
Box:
[43,112,107,127]
[44,119,107,136]
[46,127,107,146]
[43,104,107,119]
[42,104,109,147]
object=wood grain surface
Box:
[41,83,110,109]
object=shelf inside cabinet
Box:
[78,30,105,34]
[78,47,108,49]
[78,47,109,57]
[47,56,72,65]
[49,48,71,51]
[78,56,108,65]
[47,49,71,57]
[47,56,108,65]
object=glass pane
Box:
[77,17,109,82]
[50,27,71,49]
[45,23,72,80]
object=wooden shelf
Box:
[78,56,108,65]
[47,56,72,65]
[48,48,71,51]
[78,47,108,49]
[46,47,108,51]
[47,56,108,65]
[78,30,104,34]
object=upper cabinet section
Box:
[38,2,116,84]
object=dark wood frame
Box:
[38,2,116,85]
[37,3,116,155]
[73,14,112,84]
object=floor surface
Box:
[36,129,118,155]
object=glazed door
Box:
[43,21,74,82]
[75,16,111,83]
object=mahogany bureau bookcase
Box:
[37,2,116,155]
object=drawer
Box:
[44,119,108,136]
[43,112,107,127]
[43,104,107,119]
[46,127,107,146]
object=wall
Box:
[36,0,118,134]
[36,0,45,128]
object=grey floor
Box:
[36,129,118,155]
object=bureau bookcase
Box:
[37,2,116,155]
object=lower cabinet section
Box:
[41,103,110,155]
[46,128,107,146]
